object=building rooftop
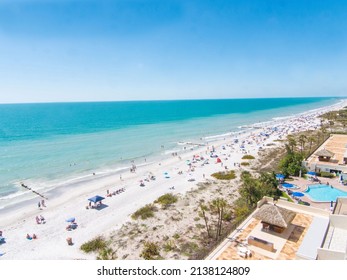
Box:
[306,134,347,168]
[253,204,296,228]
[208,197,331,260]
[315,149,334,157]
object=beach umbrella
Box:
[65,217,75,223]
[216,158,222,163]
[276,174,285,179]
[282,183,294,188]
[292,192,304,197]
[307,171,316,176]
[88,195,105,203]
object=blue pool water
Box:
[304,184,347,202]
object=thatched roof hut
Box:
[253,204,296,229]
[315,149,334,158]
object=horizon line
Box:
[0,96,346,105]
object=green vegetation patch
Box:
[131,204,157,220]
[242,155,255,160]
[281,191,294,202]
[155,193,178,207]
[240,162,250,166]
[80,236,108,253]
[211,170,236,180]
[140,242,161,260]
[318,171,335,178]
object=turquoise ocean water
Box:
[0,97,342,209]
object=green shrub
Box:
[173,233,180,239]
[179,242,199,256]
[155,193,178,207]
[140,242,161,260]
[80,236,107,253]
[319,172,335,178]
[242,155,255,160]
[163,240,176,252]
[211,170,236,180]
[240,162,250,166]
[281,191,294,202]
[131,204,157,220]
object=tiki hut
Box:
[315,149,334,162]
[253,204,296,233]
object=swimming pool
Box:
[304,184,347,202]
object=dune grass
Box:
[211,170,236,180]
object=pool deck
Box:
[283,177,347,210]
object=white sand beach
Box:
[0,100,346,259]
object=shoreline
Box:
[0,99,346,259]
[1,98,344,209]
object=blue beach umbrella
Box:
[65,217,75,223]
[282,183,294,188]
[276,174,285,179]
[88,195,105,203]
[292,192,304,197]
[307,171,316,176]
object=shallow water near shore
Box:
[0,97,341,208]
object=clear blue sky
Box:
[1,0,347,103]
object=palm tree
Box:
[287,135,297,153]
[307,136,315,154]
[321,127,327,141]
[210,198,228,241]
[298,135,307,154]
[199,203,211,238]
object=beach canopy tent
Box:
[276,174,285,180]
[292,192,304,197]
[307,171,316,176]
[253,204,296,233]
[88,195,105,203]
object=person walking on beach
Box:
[38,201,41,210]
[41,199,46,207]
